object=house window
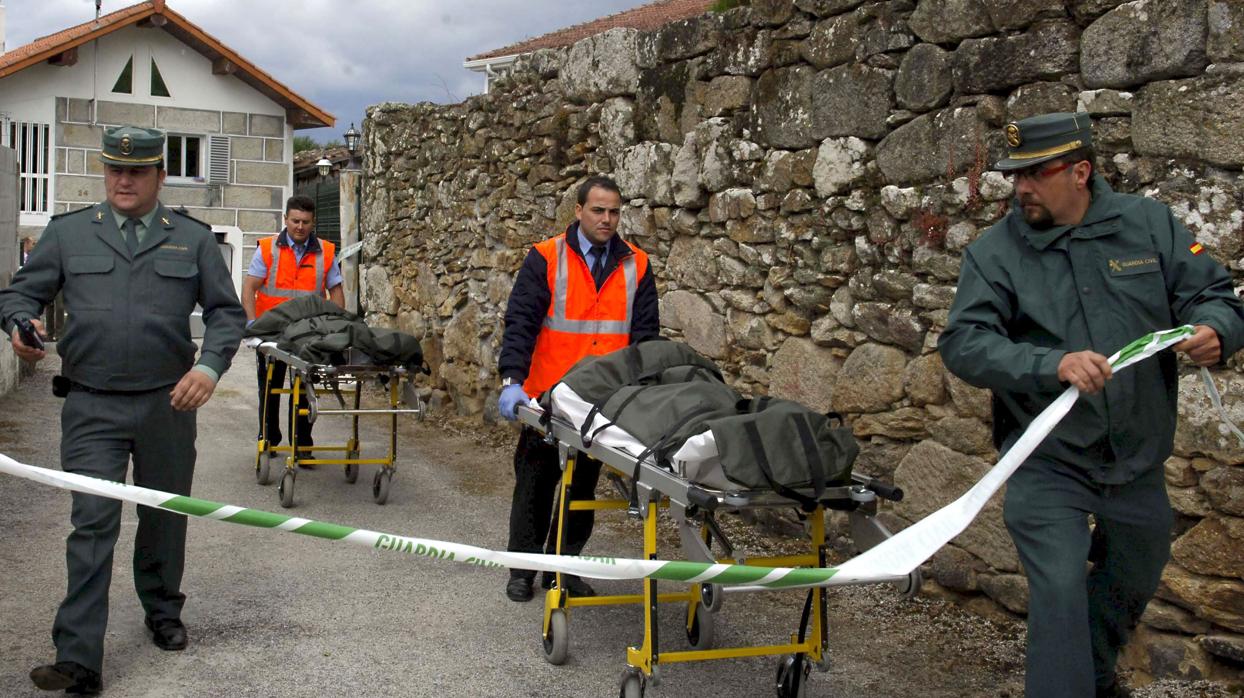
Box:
[112,56,133,94]
[166,134,204,180]
[151,58,170,97]
[2,121,51,214]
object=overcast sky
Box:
[3,0,650,142]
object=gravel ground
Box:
[0,349,1236,697]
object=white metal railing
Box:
[2,120,52,214]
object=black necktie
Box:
[590,245,607,289]
[123,218,139,256]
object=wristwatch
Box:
[501,377,518,388]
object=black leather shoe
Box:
[145,617,188,651]
[30,661,101,694]
[505,576,534,602]
[541,572,596,597]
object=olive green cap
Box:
[995,112,1093,171]
[100,125,165,167]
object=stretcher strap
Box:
[792,413,827,501]
[734,396,828,509]
[791,589,815,691]
[576,346,648,442]
[628,403,723,510]
[743,421,819,512]
[582,383,646,446]
[580,364,720,447]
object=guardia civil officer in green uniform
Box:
[939,113,1244,698]
[0,126,245,694]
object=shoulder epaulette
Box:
[50,205,97,221]
[170,207,212,230]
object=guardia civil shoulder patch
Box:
[1190,243,1204,255]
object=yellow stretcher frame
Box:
[254,344,424,508]
[518,405,920,698]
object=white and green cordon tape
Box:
[0,326,1205,590]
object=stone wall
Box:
[361,0,1244,684]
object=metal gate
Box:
[1,120,51,215]
[295,177,340,245]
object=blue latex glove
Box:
[498,384,530,421]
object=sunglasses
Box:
[1007,160,1078,183]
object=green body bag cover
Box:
[703,398,858,492]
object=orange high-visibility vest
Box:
[524,234,649,397]
[254,236,337,318]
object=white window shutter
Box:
[208,135,230,183]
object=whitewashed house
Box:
[0,0,333,302]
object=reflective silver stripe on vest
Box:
[262,241,326,298]
[543,237,636,335]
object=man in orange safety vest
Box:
[497,176,660,602]
[241,195,345,461]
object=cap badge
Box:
[119,135,133,156]
[1005,123,1022,148]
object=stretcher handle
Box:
[686,486,719,511]
[856,476,903,502]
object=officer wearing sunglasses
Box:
[938,112,1244,698]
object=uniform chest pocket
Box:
[150,257,200,315]
[66,255,115,310]
[1107,262,1170,325]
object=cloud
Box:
[4,0,652,140]
[12,0,661,139]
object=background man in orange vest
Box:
[241,195,345,459]
[497,176,660,602]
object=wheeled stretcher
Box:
[255,343,425,508]
[516,404,922,698]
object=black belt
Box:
[52,376,171,398]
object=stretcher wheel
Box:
[279,471,296,508]
[896,568,923,599]
[255,447,271,485]
[686,602,715,650]
[775,655,809,698]
[344,454,359,484]
[373,469,393,505]
[701,582,724,613]
[618,668,645,698]
[542,609,569,665]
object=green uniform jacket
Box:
[0,202,245,391]
[939,175,1244,484]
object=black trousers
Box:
[506,426,603,579]
[255,350,313,447]
[1004,459,1172,697]
[53,388,195,672]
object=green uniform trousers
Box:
[53,387,196,672]
[1004,458,1172,698]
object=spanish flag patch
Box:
[1190,243,1205,255]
